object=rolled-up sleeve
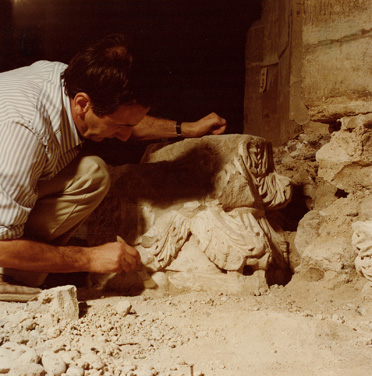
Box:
[0,121,46,239]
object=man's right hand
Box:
[0,238,141,276]
[89,241,141,274]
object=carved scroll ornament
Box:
[132,135,292,274]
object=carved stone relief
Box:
[352,221,372,283]
[86,134,292,292]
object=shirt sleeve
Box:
[0,122,46,239]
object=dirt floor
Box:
[2,127,372,375]
[1,273,372,376]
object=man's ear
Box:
[73,93,92,116]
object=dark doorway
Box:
[4,0,262,133]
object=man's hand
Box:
[181,112,227,138]
[88,241,141,274]
[130,113,227,140]
[0,238,141,277]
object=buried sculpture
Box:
[86,134,292,291]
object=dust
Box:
[2,126,372,375]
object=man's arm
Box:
[0,238,140,274]
[130,112,227,140]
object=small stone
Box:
[22,318,37,331]
[115,300,132,316]
[47,327,62,339]
[0,347,13,373]
[80,353,105,371]
[42,350,67,376]
[8,363,45,376]
[66,365,85,376]
[61,350,81,365]
[17,347,39,365]
[135,366,158,376]
[1,342,39,367]
[27,285,79,322]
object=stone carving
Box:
[125,135,292,274]
[86,135,292,290]
[352,221,372,283]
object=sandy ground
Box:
[1,273,372,376]
[2,129,371,375]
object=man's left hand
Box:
[181,112,227,138]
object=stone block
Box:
[302,0,372,120]
[316,114,372,192]
[86,135,292,292]
[295,192,365,278]
[26,285,79,323]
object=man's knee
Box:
[78,155,111,199]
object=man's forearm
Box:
[130,115,179,140]
[0,239,89,273]
[130,113,227,141]
[0,238,140,275]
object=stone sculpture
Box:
[86,134,292,291]
[352,221,372,283]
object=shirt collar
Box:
[61,78,84,148]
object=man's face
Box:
[77,103,149,142]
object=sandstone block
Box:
[316,114,372,192]
[302,0,372,121]
[86,135,292,292]
[26,285,79,323]
[301,238,355,273]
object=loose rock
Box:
[66,365,85,376]
[115,300,132,316]
[42,350,67,376]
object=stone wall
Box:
[245,0,372,143]
[302,0,372,121]
[244,0,308,146]
[244,0,372,289]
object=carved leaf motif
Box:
[352,221,372,282]
[191,207,272,271]
[139,211,191,271]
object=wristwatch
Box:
[176,121,182,137]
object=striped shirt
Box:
[0,61,83,239]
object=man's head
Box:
[63,34,152,141]
[63,33,153,115]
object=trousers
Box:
[1,154,111,287]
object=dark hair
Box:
[62,34,154,116]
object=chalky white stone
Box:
[0,347,12,373]
[0,342,39,373]
[8,363,45,376]
[353,221,372,282]
[26,285,79,322]
[66,365,85,376]
[115,300,132,316]
[134,135,291,272]
[86,135,292,291]
[41,350,67,375]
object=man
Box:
[0,34,226,301]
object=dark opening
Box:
[2,0,262,135]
